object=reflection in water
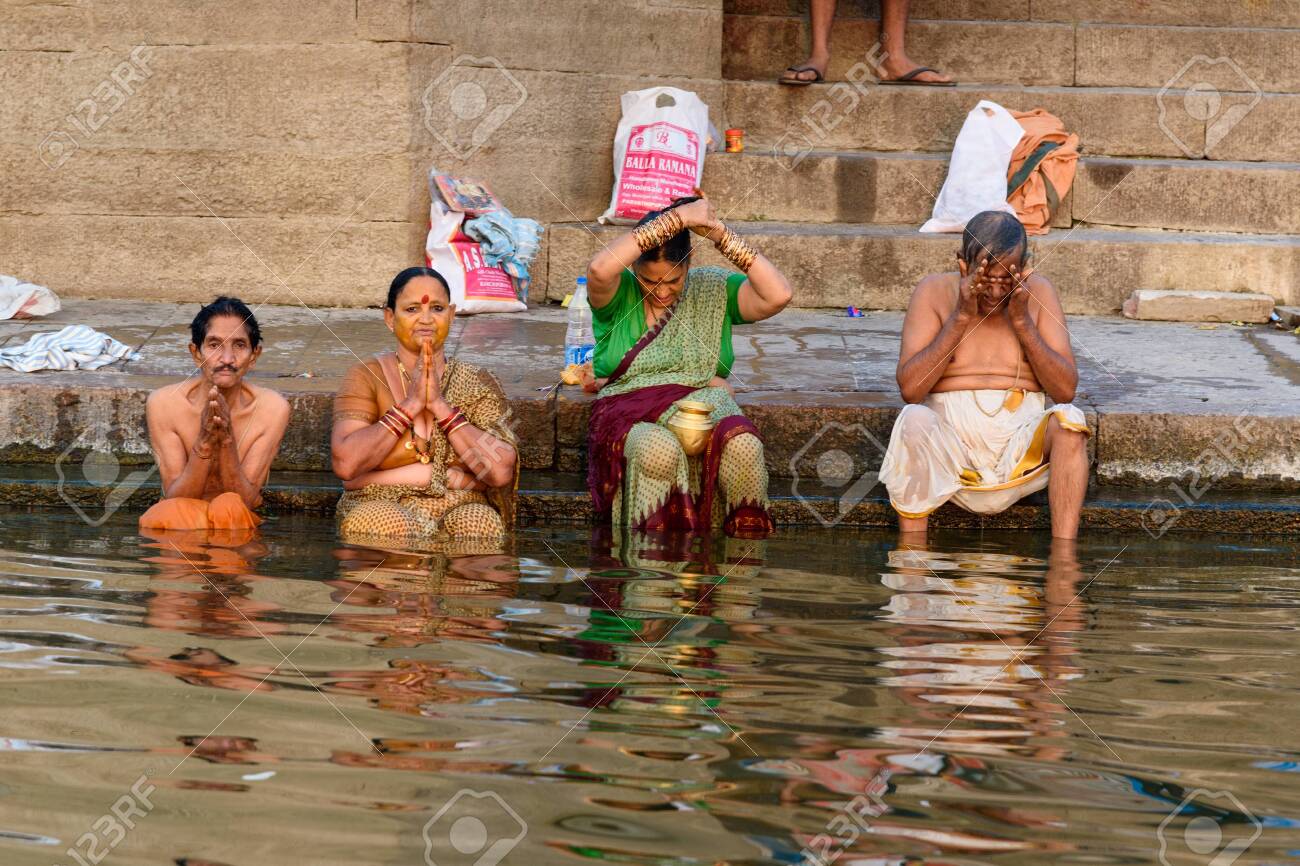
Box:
[0,514,1296,865]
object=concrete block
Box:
[722,81,1208,159]
[704,149,1071,228]
[1203,91,1300,162]
[1032,0,1300,28]
[723,15,1075,85]
[357,0,417,41]
[412,1,723,79]
[703,150,948,224]
[1121,289,1277,323]
[0,44,431,151]
[1,146,413,222]
[1077,23,1300,92]
[1076,157,1300,235]
[1096,412,1300,490]
[546,222,1300,313]
[0,214,417,308]
[0,1,356,50]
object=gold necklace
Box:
[973,355,1025,417]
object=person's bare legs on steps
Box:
[879,0,953,83]
[781,0,953,85]
[781,0,835,83]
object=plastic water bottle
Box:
[565,277,595,366]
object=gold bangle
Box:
[390,404,414,427]
[446,418,472,437]
[715,226,757,272]
[632,209,685,252]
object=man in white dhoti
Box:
[879,211,1090,539]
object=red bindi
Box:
[420,294,430,305]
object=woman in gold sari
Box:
[331,267,517,546]
[585,193,793,537]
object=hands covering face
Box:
[958,255,1034,324]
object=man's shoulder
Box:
[1024,271,1058,299]
[145,380,190,415]
[245,382,291,418]
[910,271,959,305]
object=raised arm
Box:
[331,354,425,482]
[734,248,793,324]
[586,230,644,310]
[148,387,216,499]
[212,391,289,508]
[1005,269,1078,404]
[896,262,988,404]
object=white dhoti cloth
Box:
[879,390,1089,518]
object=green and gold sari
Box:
[587,266,773,537]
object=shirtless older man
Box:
[879,211,1090,538]
[139,297,290,531]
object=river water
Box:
[0,509,1295,865]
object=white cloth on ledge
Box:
[0,325,139,372]
[0,274,61,320]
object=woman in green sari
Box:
[585,193,793,537]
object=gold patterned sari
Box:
[332,355,517,548]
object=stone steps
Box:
[726,0,1300,28]
[724,14,1300,91]
[721,80,1299,161]
[545,221,1300,313]
[8,464,1297,535]
[703,149,1300,235]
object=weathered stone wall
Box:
[0,0,724,306]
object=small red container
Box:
[725,128,745,153]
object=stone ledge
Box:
[546,222,1300,314]
[5,465,1296,534]
[1,302,1295,495]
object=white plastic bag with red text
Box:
[425,202,525,314]
[599,87,710,225]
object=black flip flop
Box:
[779,64,824,86]
[878,66,957,87]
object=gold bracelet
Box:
[714,226,758,272]
[632,209,685,252]
[445,418,472,437]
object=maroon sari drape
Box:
[585,298,772,536]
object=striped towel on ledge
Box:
[0,325,140,372]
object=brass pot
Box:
[666,399,716,456]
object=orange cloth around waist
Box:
[139,492,262,531]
